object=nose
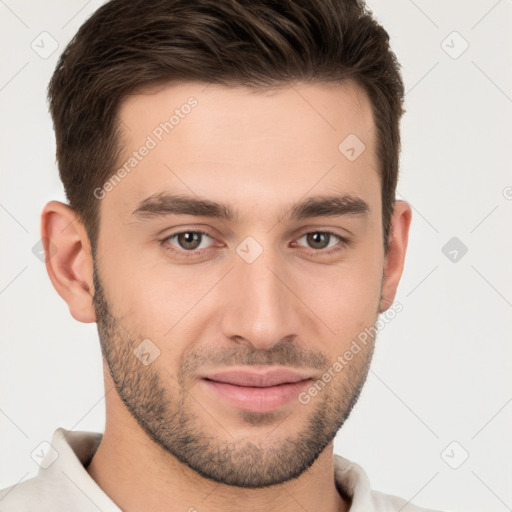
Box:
[219,247,303,351]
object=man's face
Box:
[92,81,384,487]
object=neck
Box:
[86,400,348,511]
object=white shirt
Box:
[0,427,443,511]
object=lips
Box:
[201,368,313,387]
[199,367,314,413]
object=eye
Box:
[161,230,214,256]
[293,231,348,255]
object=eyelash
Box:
[160,230,350,259]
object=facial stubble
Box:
[91,257,376,488]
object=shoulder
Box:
[369,489,446,511]
[333,453,448,512]
[0,475,54,512]
[0,427,112,512]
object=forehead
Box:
[102,81,379,224]
[118,80,375,154]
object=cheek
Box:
[100,249,219,353]
[298,263,382,337]
[290,234,384,345]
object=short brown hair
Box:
[48,0,404,254]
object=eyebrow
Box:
[131,192,369,223]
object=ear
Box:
[40,201,97,323]
[379,200,412,313]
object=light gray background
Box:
[1,1,511,511]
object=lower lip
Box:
[201,379,312,413]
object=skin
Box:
[41,81,411,512]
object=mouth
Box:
[200,368,314,413]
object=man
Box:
[0,0,443,510]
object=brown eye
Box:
[176,231,203,250]
[305,232,331,250]
[162,231,214,255]
[293,231,349,256]
[298,232,339,250]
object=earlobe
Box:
[379,200,412,313]
[41,201,97,323]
